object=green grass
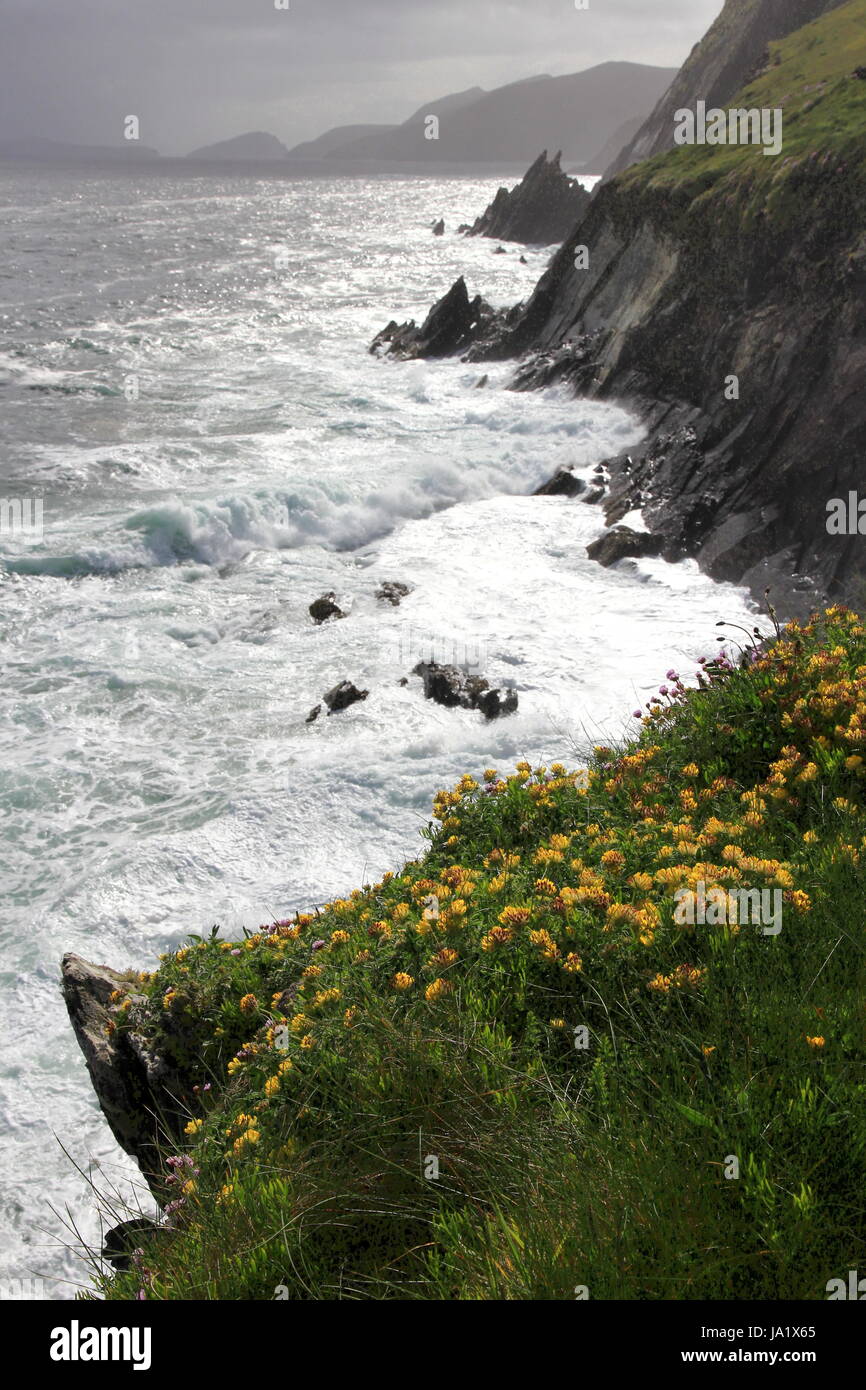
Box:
[85,605,866,1300]
[617,0,866,235]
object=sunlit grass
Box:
[85,605,866,1300]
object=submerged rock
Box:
[466,151,591,245]
[412,661,518,720]
[323,681,368,714]
[309,592,345,624]
[375,580,412,606]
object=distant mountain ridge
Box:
[0,61,677,173]
[0,137,161,163]
[186,131,292,161]
[285,63,677,166]
[283,124,394,160]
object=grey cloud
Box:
[0,0,722,154]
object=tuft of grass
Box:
[87,607,866,1300]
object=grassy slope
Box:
[617,0,866,234]
[90,607,866,1300]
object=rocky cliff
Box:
[62,953,192,1198]
[373,0,866,616]
[465,151,591,244]
[603,0,848,180]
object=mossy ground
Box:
[88,606,866,1300]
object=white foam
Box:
[0,170,759,1298]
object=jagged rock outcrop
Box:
[466,151,591,244]
[369,276,513,360]
[603,0,848,180]
[61,953,187,1197]
[413,661,518,719]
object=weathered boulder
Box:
[467,151,591,245]
[533,467,585,498]
[432,218,445,236]
[586,526,664,567]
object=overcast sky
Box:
[0,0,723,154]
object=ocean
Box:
[0,165,756,1297]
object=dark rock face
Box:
[370,276,510,360]
[102,1218,166,1270]
[586,525,664,567]
[323,681,368,714]
[412,661,518,720]
[306,704,322,724]
[534,467,586,498]
[432,218,445,236]
[375,580,412,605]
[309,592,344,624]
[467,151,591,245]
[61,953,187,1198]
